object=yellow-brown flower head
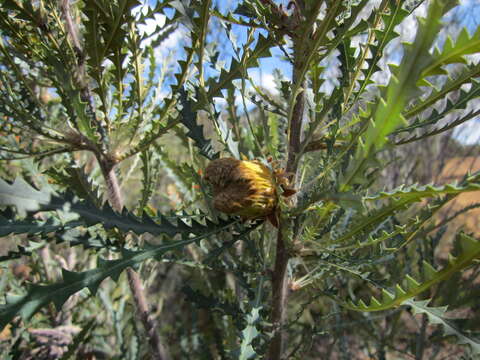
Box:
[204,157,277,219]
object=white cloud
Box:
[212,69,282,112]
[454,119,480,145]
[132,2,187,58]
[397,3,428,43]
[213,87,255,111]
[138,14,167,36]
[247,69,279,95]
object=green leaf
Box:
[83,2,105,91]
[344,0,454,188]
[138,149,160,211]
[406,299,480,356]
[0,221,251,331]
[119,43,197,160]
[364,175,480,202]
[329,224,407,252]
[402,63,480,122]
[0,178,51,216]
[351,1,409,104]
[182,285,243,319]
[0,240,44,262]
[361,0,446,155]
[45,165,102,207]
[239,275,265,360]
[0,215,83,238]
[335,173,480,244]
[0,177,235,237]
[396,75,480,138]
[346,233,480,312]
[338,37,356,85]
[206,34,274,98]
[239,307,261,360]
[396,108,480,145]
[47,54,97,140]
[422,27,480,78]
[179,89,219,160]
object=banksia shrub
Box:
[0,0,479,359]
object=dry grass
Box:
[436,156,480,236]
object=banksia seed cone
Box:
[204,157,277,219]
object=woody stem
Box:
[99,156,170,360]
[267,30,306,360]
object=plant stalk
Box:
[100,158,170,360]
[267,228,290,360]
[126,267,171,360]
[100,161,124,212]
[267,39,306,360]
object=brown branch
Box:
[304,138,345,153]
[59,0,107,146]
[126,267,171,360]
[59,0,82,53]
[99,159,124,213]
[99,157,169,359]
[267,38,306,360]
[267,229,290,360]
[286,85,305,176]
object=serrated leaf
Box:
[406,299,480,356]
[0,244,39,263]
[239,307,261,360]
[351,2,409,102]
[346,233,480,312]
[0,177,235,237]
[238,274,265,360]
[364,176,480,202]
[207,34,274,98]
[138,149,160,211]
[395,73,480,143]
[45,165,102,207]
[355,0,447,160]
[396,107,480,145]
[329,224,407,252]
[0,215,83,238]
[46,53,97,139]
[402,64,480,122]
[182,285,243,319]
[178,89,219,160]
[422,27,480,78]
[0,220,252,331]
[0,178,51,216]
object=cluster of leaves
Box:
[0,0,479,359]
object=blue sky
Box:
[137,0,480,144]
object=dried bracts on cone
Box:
[204,157,295,225]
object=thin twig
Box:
[126,267,171,360]
[415,314,428,360]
